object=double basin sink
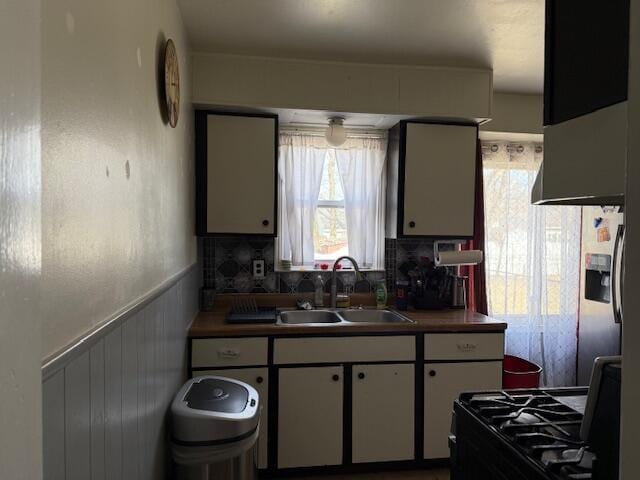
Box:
[278,308,414,325]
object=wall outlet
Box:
[252,259,265,279]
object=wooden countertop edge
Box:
[188,307,508,338]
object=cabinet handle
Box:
[332,374,340,382]
[457,343,477,352]
[409,221,416,228]
[256,376,264,384]
[217,348,240,359]
[358,372,365,380]
[429,370,437,377]
[262,219,270,226]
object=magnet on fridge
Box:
[593,217,603,228]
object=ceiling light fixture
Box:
[325,117,347,147]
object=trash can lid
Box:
[184,378,249,413]
[171,376,260,445]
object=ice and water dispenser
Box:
[584,253,612,303]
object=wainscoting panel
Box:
[65,351,91,480]
[42,266,199,480]
[104,327,122,480]
[42,370,65,480]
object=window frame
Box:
[276,130,388,272]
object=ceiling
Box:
[178,0,544,94]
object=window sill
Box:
[274,266,385,273]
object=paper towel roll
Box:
[435,250,483,266]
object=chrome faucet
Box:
[331,256,363,308]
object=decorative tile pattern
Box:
[201,236,449,295]
[202,237,387,294]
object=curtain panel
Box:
[462,139,488,315]
[482,142,582,387]
[335,137,387,269]
[278,134,328,266]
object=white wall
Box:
[480,92,543,135]
[0,0,43,478]
[621,0,640,477]
[41,0,196,360]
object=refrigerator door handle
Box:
[612,224,625,324]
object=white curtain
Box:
[335,137,387,269]
[483,142,582,387]
[278,134,328,266]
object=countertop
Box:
[189,294,507,337]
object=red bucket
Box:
[503,355,542,389]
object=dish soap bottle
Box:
[375,280,388,309]
[314,275,324,307]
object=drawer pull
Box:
[217,348,240,359]
[428,370,436,377]
[357,372,365,380]
[457,343,477,352]
[256,376,264,384]
[332,374,340,382]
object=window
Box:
[278,133,387,270]
[314,151,348,261]
[482,142,582,387]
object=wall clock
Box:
[163,38,180,128]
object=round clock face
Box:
[164,39,180,128]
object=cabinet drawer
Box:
[274,336,415,365]
[424,333,504,361]
[191,337,268,367]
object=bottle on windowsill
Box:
[314,274,324,307]
[375,280,388,310]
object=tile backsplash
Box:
[201,236,445,295]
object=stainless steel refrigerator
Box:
[577,206,625,385]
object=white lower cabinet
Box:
[278,366,344,468]
[352,364,415,463]
[424,361,503,459]
[193,368,269,469]
[190,332,505,470]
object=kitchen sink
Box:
[337,309,413,324]
[277,309,413,325]
[279,310,342,324]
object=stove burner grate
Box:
[460,389,593,480]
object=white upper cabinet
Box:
[387,122,478,238]
[196,112,277,235]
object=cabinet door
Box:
[278,366,343,468]
[352,364,414,463]
[402,123,477,237]
[544,0,629,125]
[204,113,276,235]
[424,361,502,459]
[193,368,269,469]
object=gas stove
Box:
[449,387,612,480]
[461,388,591,479]
[451,360,620,480]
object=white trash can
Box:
[171,376,260,480]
